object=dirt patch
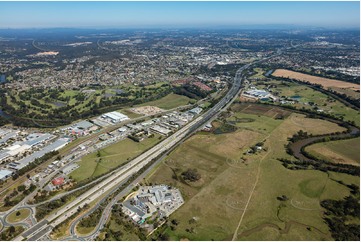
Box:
[130,106,165,115]
[272,69,360,91]
[231,103,291,119]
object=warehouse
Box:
[24,133,55,147]
[101,111,129,123]
[0,169,13,181]
[150,125,172,136]
[9,138,70,170]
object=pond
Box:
[51,101,67,107]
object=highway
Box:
[15,47,285,241]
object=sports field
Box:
[305,137,360,166]
[144,106,354,240]
[272,69,360,90]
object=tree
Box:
[9,226,15,233]
[171,219,179,226]
[17,185,26,192]
[181,169,201,182]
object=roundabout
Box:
[5,208,31,224]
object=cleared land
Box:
[136,93,195,110]
[141,106,353,241]
[272,69,360,91]
[6,208,31,223]
[305,137,360,166]
[146,127,262,240]
[70,134,162,182]
[130,106,165,116]
[232,113,352,241]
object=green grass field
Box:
[137,93,195,110]
[116,108,143,119]
[305,137,360,166]
[76,226,94,235]
[250,68,266,80]
[70,134,163,182]
[6,208,31,223]
[140,107,355,241]
[145,128,262,240]
[227,112,284,134]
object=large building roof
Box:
[24,133,54,147]
[102,111,129,121]
[12,138,69,170]
[0,169,13,180]
[73,120,94,130]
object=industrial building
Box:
[101,111,129,123]
[0,169,13,181]
[188,107,203,115]
[24,133,55,147]
[65,120,97,136]
[150,125,172,136]
[243,88,273,99]
[122,185,184,224]
[0,131,18,145]
[0,133,54,164]
[8,138,70,170]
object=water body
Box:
[0,74,5,83]
[290,95,302,101]
[51,101,67,107]
[265,69,274,77]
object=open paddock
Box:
[305,137,360,166]
[231,103,291,119]
[142,105,355,240]
[272,69,360,91]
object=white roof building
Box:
[0,169,13,181]
[101,111,129,123]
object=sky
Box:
[0,1,359,29]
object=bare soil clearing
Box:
[272,69,360,90]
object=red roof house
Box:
[52,177,65,186]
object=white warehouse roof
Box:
[102,111,129,122]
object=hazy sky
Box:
[0,1,359,29]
